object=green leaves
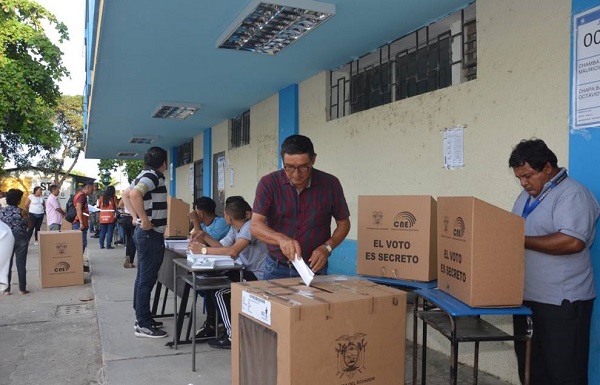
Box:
[0,0,70,163]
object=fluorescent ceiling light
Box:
[129,136,158,145]
[152,103,201,120]
[116,152,138,158]
[217,0,335,55]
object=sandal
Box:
[20,290,30,295]
[123,257,135,268]
[2,291,10,296]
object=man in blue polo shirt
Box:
[251,134,351,279]
[509,139,599,385]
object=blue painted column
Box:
[169,146,177,197]
[278,84,299,168]
[571,1,600,382]
[203,127,212,197]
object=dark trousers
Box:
[203,270,257,326]
[122,216,136,263]
[7,231,28,292]
[133,228,164,327]
[513,299,594,385]
[27,213,44,242]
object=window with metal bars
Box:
[230,110,250,148]
[329,2,476,120]
[177,140,193,167]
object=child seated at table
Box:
[188,196,266,349]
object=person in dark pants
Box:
[122,146,168,339]
[0,189,31,295]
[119,199,136,268]
[509,139,599,385]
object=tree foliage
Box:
[0,0,69,164]
[98,159,144,186]
[36,94,84,187]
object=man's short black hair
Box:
[509,139,558,172]
[193,196,216,214]
[281,134,315,159]
[49,185,59,193]
[145,146,168,169]
[6,189,24,206]
[225,197,251,220]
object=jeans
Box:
[99,223,115,248]
[48,223,61,231]
[262,256,327,280]
[71,222,88,253]
[133,227,164,327]
[7,231,28,292]
[27,213,44,242]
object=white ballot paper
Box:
[88,205,101,213]
[292,254,314,286]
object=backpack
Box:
[65,194,78,223]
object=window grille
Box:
[329,3,476,120]
[177,140,193,167]
[230,110,250,148]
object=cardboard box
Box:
[231,276,407,385]
[38,231,84,288]
[165,196,190,238]
[437,196,525,307]
[357,195,437,281]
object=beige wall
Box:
[179,2,571,382]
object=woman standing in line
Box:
[98,186,117,249]
[0,189,31,294]
[24,186,44,245]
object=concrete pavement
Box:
[0,236,515,385]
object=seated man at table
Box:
[189,196,267,349]
[189,196,230,242]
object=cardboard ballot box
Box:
[357,195,437,281]
[437,197,525,307]
[231,276,407,385]
[38,231,84,288]
[165,196,190,238]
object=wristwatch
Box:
[324,243,333,254]
[201,247,207,255]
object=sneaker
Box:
[208,334,231,349]
[134,320,164,330]
[135,325,167,339]
[194,320,216,341]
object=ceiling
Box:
[85,0,472,159]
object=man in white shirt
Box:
[45,185,65,231]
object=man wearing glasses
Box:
[251,134,351,280]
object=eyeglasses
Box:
[283,164,312,173]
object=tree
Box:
[36,95,84,187]
[0,0,69,165]
[98,159,144,186]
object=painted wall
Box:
[178,0,580,382]
[175,164,193,206]
[570,1,600,382]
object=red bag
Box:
[99,197,116,224]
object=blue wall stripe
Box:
[278,84,299,168]
[169,146,177,197]
[203,128,212,197]
[571,1,600,381]
[328,240,358,276]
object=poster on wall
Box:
[573,5,600,129]
[443,126,464,169]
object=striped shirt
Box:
[131,167,168,233]
[253,168,350,263]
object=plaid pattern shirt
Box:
[253,168,350,262]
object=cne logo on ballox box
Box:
[370,210,419,231]
[442,216,467,241]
